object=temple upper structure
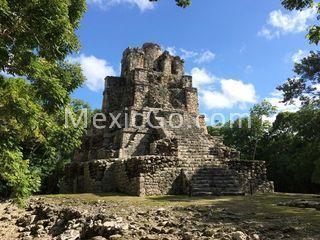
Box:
[62,43,274,196]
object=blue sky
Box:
[72,0,318,123]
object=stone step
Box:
[194,173,236,177]
[219,191,245,196]
[212,188,242,192]
[192,174,237,178]
[196,170,235,173]
[192,187,241,192]
[192,175,238,178]
[192,182,239,187]
[192,181,239,186]
[191,191,213,196]
[191,183,210,187]
[191,190,244,196]
[189,164,243,196]
[192,184,240,188]
[192,183,240,188]
[192,175,238,180]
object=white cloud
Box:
[194,50,216,64]
[220,79,257,106]
[262,90,301,122]
[202,90,233,109]
[190,68,216,88]
[87,0,155,11]
[180,48,198,59]
[266,96,301,113]
[165,46,177,56]
[269,8,316,33]
[258,7,316,39]
[258,27,280,40]
[69,54,116,92]
[162,47,216,64]
[264,85,320,122]
[291,49,309,63]
[268,90,301,111]
[190,68,257,109]
[201,79,257,109]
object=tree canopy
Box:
[0,0,86,75]
[0,0,87,205]
[277,51,320,106]
[260,105,320,193]
[208,101,276,160]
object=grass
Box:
[41,192,236,207]
[41,192,320,213]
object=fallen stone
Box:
[150,226,162,233]
[231,231,247,240]
[90,236,107,240]
[21,236,33,240]
[57,229,80,240]
[182,232,194,240]
[103,220,116,227]
[141,235,158,240]
[109,234,123,239]
[252,233,260,240]
[202,228,215,237]
[17,215,37,227]
[0,214,11,221]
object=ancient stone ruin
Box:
[62,43,274,196]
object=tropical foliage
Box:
[0,0,86,205]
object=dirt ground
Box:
[0,193,319,240]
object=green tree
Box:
[277,51,320,106]
[261,106,320,193]
[208,101,276,160]
[274,0,320,193]
[207,122,223,137]
[0,74,88,205]
[281,0,320,44]
[277,1,320,105]
[0,0,86,75]
[0,0,86,205]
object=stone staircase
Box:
[169,127,212,156]
[190,167,244,196]
[156,114,244,196]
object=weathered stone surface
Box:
[61,43,273,196]
[90,237,107,240]
[57,230,80,240]
[1,196,319,240]
[231,231,247,240]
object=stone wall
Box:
[227,160,274,194]
[185,88,199,114]
[62,157,273,196]
[121,156,181,196]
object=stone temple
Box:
[62,43,274,196]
